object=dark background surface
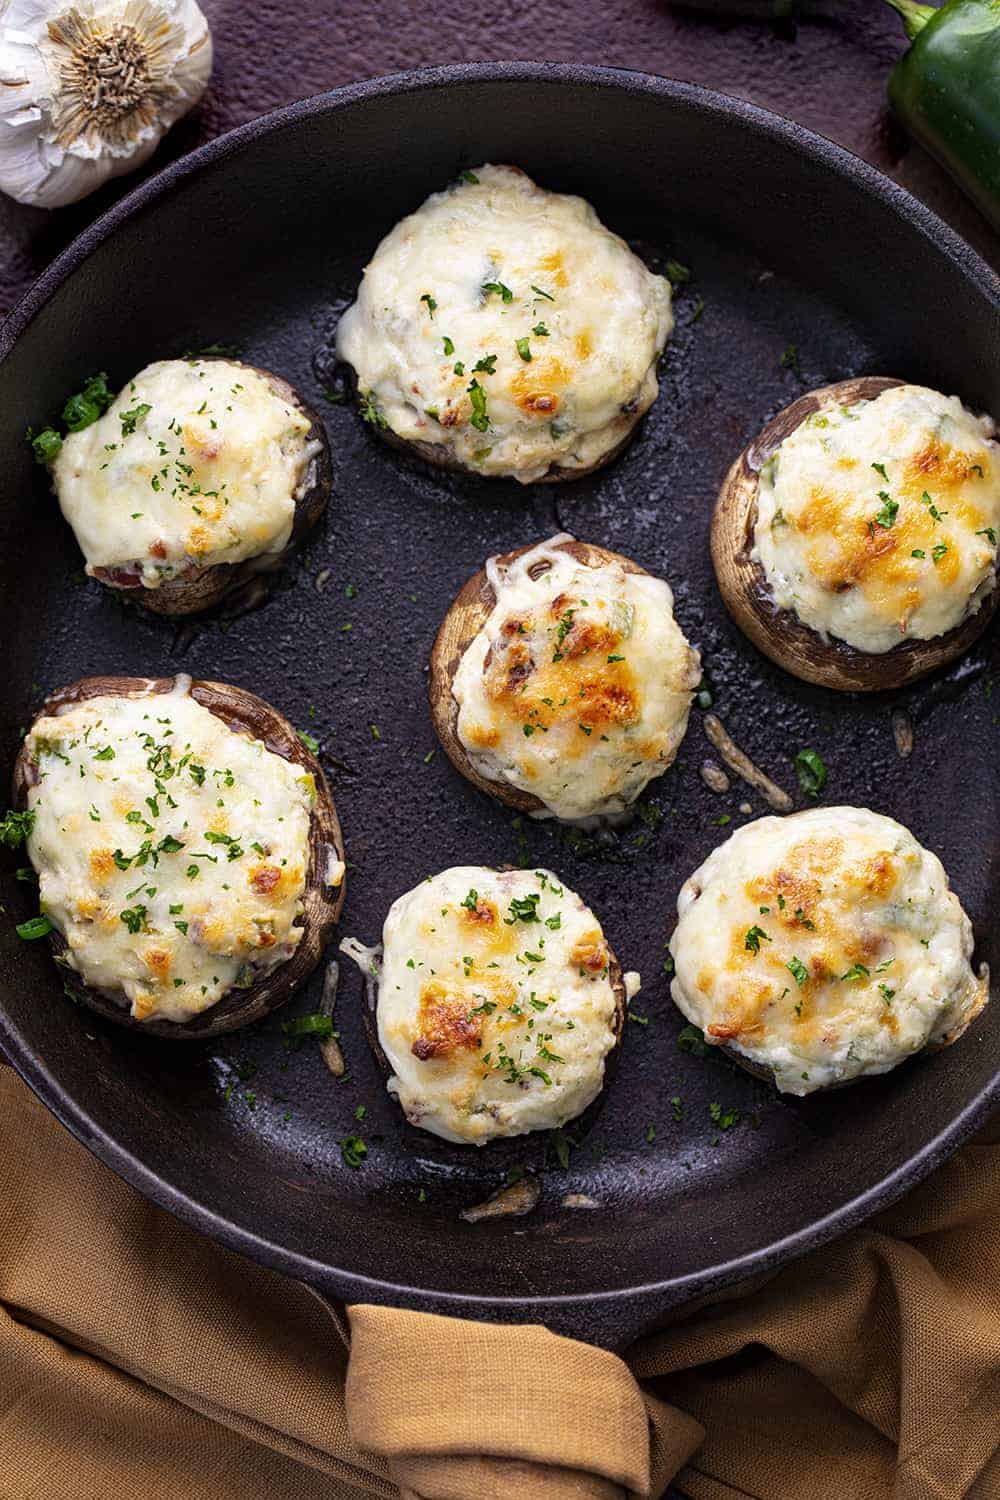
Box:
[0,0,998,321]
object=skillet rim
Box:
[1,61,998,1332]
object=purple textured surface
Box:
[0,0,997,320]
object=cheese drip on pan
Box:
[53,359,318,588]
[22,681,315,1023]
[452,535,700,821]
[669,806,987,1095]
[336,163,673,481]
[365,866,625,1145]
[753,384,1000,653]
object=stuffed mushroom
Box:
[711,378,1000,690]
[10,674,345,1037]
[429,534,700,822]
[668,806,988,1095]
[341,866,633,1145]
[45,359,331,615]
[336,164,673,482]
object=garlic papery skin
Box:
[0,0,212,209]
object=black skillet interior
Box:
[0,67,997,1350]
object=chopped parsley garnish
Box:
[665,259,691,285]
[340,1136,367,1169]
[61,372,115,432]
[977,527,997,546]
[874,492,898,528]
[878,984,895,1005]
[532,322,549,337]
[744,924,770,954]
[507,893,541,923]
[786,956,810,987]
[531,284,554,301]
[482,281,513,304]
[516,337,532,362]
[359,391,387,429]
[297,728,320,754]
[419,293,437,318]
[932,542,949,565]
[552,608,575,661]
[468,379,489,432]
[709,1102,741,1131]
[779,345,801,377]
[871,461,889,481]
[119,402,151,437]
[27,426,62,465]
[461,888,479,911]
[677,1023,708,1056]
[458,169,479,184]
[119,905,147,935]
[0,809,35,849]
[16,914,51,940]
[442,336,455,356]
[607,653,625,663]
[282,1013,334,1040]
[840,962,870,982]
[921,490,948,523]
[912,549,926,559]
[472,353,498,375]
[794,748,827,799]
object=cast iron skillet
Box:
[0,64,997,1352]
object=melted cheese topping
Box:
[452,535,700,821]
[23,684,315,1023]
[336,164,673,482]
[669,807,986,1095]
[753,384,1000,653]
[375,866,621,1144]
[53,360,316,587]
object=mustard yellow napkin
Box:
[0,1068,997,1499]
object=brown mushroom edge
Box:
[710,375,999,693]
[89,362,332,617]
[357,887,629,1129]
[428,538,652,816]
[11,675,346,1040]
[368,404,643,484]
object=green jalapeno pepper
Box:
[886,0,1000,232]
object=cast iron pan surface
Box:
[0,65,998,1351]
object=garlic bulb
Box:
[0,0,212,209]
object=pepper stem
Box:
[883,0,938,40]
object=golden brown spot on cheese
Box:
[187,524,213,556]
[89,847,116,881]
[574,330,593,361]
[460,896,500,929]
[250,864,282,895]
[538,249,569,287]
[905,437,981,491]
[511,357,570,418]
[412,980,484,1060]
[149,538,167,560]
[143,948,172,980]
[464,722,500,749]
[133,991,156,1022]
[570,930,608,973]
[482,599,639,744]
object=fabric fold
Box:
[346,1304,704,1498]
